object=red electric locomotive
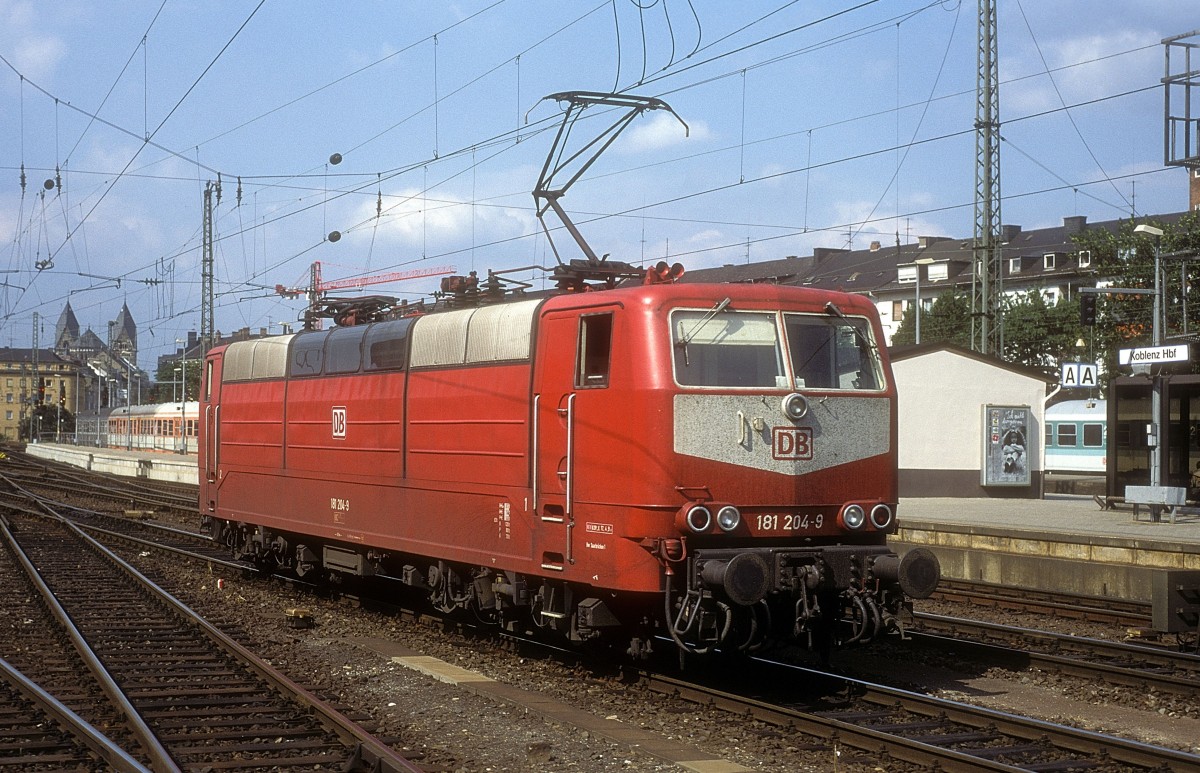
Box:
[198,272,939,656]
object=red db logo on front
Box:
[773,427,813,460]
[332,407,347,439]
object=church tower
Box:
[55,301,81,353]
[110,302,138,366]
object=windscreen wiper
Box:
[677,297,732,366]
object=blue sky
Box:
[0,1,1194,370]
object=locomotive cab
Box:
[660,291,938,652]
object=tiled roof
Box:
[675,210,1192,295]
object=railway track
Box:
[0,507,423,772]
[638,653,1200,773]
[0,447,197,515]
[0,655,152,771]
[932,577,1154,628]
[913,612,1200,697]
[7,448,1197,770]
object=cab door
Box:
[201,353,222,488]
[532,306,616,573]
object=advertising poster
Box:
[982,405,1032,487]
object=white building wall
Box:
[892,349,1048,496]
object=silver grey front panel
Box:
[673,394,890,475]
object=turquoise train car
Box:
[1044,399,1106,474]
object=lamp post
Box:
[125,358,132,451]
[1133,224,1164,492]
[913,258,935,344]
[176,339,188,454]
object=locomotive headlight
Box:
[870,503,893,529]
[841,504,866,530]
[781,392,809,421]
[685,505,713,533]
[716,505,741,532]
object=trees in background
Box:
[893,212,1200,383]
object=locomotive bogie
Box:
[199,282,937,656]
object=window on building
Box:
[897,266,917,284]
[1043,253,1056,270]
[1078,250,1091,268]
[892,300,904,320]
[1008,258,1021,274]
[4,411,10,421]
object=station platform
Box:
[893,495,1200,604]
[21,443,1199,606]
[23,442,197,485]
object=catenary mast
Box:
[971,0,1002,354]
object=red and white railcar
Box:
[199,281,938,654]
[108,401,200,454]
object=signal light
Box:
[1080,293,1096,326]
[644,261,685,285]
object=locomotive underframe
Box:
[676,544,914,655]
[204,517,655,650]
[204,515,933,657]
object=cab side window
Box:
[576,313,613,388]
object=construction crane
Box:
[275,261,454,328]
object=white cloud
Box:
[622,112,709,153]
[1003,29,1154,116]
[12,35,66,82]
[0,1,66,85]
[344,186,529,256]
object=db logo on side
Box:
[773,427,812,460]
[332,406,347,439]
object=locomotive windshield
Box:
[671,308,883,391]
[672,310,785,387]
[784,313,881,391]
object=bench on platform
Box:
[1125,485,1189,524]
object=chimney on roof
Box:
[812,247,847,265]
[1000,224,1021,243]
[869,240,881,252]
[1063,215,1087,235]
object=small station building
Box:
[891,344,1053,498]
